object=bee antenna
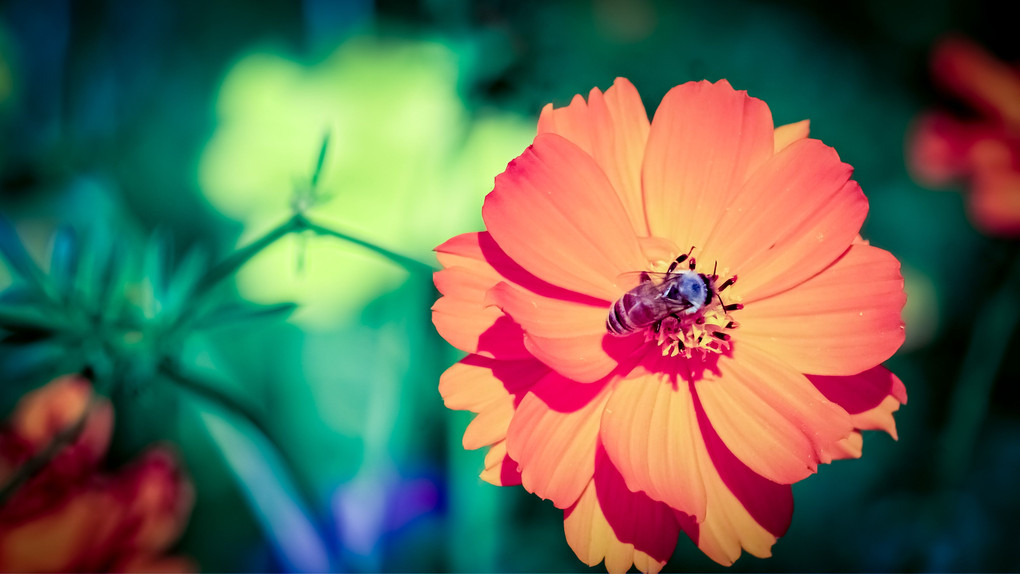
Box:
[667,247,696,274]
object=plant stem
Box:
[298,215,436,274]
[936,249,1020,488]
[0,392,98,507]
[191,217,304,300]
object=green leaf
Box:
[194,400,333,573]
[0,216,54,301]
[194,302,298,330]
[48,226,80,303]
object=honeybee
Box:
[607,252,734,336]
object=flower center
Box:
[606,248,741,359]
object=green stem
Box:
[299,215,436,275]
[936,250,1020,488]
[0,392,98,507]
[191,217,304,300]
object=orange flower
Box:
[0,375,195,573]
[909,36,1020,235]
[434,79,907,572]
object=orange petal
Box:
[439,355,546,450]
[708,138,865,301]
[686,469,782,566]
[505,374,611,509]
[563,482,671,574]
[538,78,651,235]
[0,489,122,572]
[598,362,708,520]
[695,345,854,484]
[694,389,793,540]
[830,431,865,460]
[736,244,906,376]
[482,133,646,301]
[774,119,810,152]
[479,440,522,487]
[849,395,903,440]
[641,79,774,251]
[487,281,641,383]
[432,232,530,359]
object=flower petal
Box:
[505,373,611,509]
[736,244,906,376]
[538,78,651,235]
[479,440,522,487]
[696,345,854,484]
[642,79,775,250]
[486,281,642,383]
[930,36,1020,130]
[774,119,810,152]
[807,365,904,415]
[439,355,546,450]
[563,481,670,574]
[707,138,866,301]
[433,232,532,359]
[599,361,708,520]
[482,133,646,300]
[694,389,793,540]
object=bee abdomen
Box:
[607,292,660,335]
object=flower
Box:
[433,79,907,572]
[0,375,195,572]
[909,36,1020,236]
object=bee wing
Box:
[615,270,673,286]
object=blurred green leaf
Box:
[195,400,333,573]
[0,216,54,302]
[48,226,80,304]
[195,302,299,330]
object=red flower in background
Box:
[434,79,906,572]
[0,375,195,573]
[910,36,1020,236]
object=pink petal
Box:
[707,138,866,301]
[931,36,1020,130]
[505,373,612,509]
[482,133,647,301]
[736,244,906,376]
[486,281,642,383]
[641,79,775,251]
[807,366,903,415]
[538,78,652,235]
[598,361,708,520]
[695,344,854,484]
[563,481,670,574]
[971,166,1020,236]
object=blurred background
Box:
[1,0,1019,571]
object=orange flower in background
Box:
[909,36,1020,236]
[434,79,907,572]
[0,375,195,573]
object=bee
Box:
[606,251,726,336]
